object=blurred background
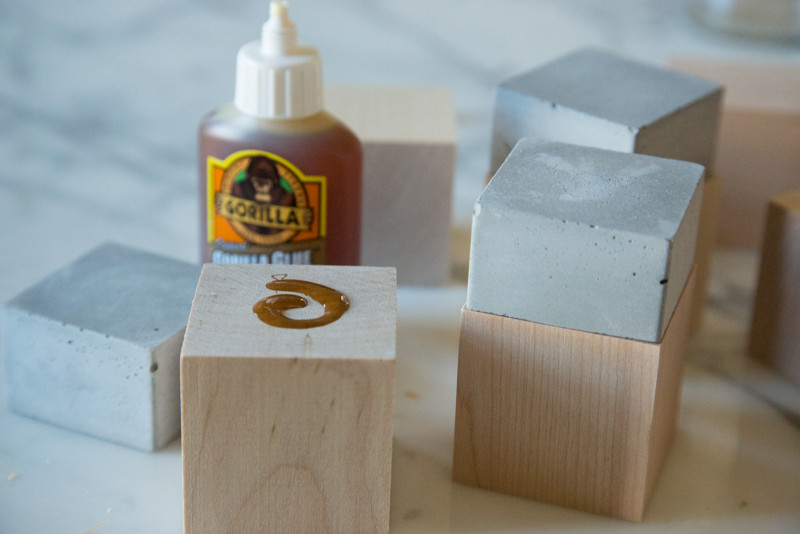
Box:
[1,0,798,300]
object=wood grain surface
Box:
[181,265,396,533]
[453,271,696,521]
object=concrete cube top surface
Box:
[481,140,705,240]
[5,242,201,349]
[501,48,721,130]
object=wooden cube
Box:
[671,59,800,249]
[326,85,456,285]
[749,189,800,385]
[453,270,696,522]
[181,265,396,534]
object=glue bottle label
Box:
[206,150,327,264]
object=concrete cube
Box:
[467,140,704,342]
[490,48,722,176]
[750,189,800,385]
[454,271,695,521]
[2,243,201,451]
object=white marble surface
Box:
[2,252,800,533]
[2,0,800,532]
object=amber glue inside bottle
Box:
[199,0,362,266]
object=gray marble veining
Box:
[2,0,797,303]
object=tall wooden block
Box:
[453,271,696,522]
[181,265,396,534]
[326,85,456,285]
[671,59,800,249]
[749,189,800,385]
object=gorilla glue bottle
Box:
[199,0,361,265]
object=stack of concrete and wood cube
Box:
[453,140,704,521]
[490,48,722,329]
[2,243,201,451]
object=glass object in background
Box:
[691,0,800,40]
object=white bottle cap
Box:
[234,1,323,118]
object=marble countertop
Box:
[1,250,800,533]
[2,0,799,297]
[1,0,799,532]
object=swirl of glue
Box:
[253,276,350,329]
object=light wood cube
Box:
[750,189,800,385]
[671,59,800,249]
[491,50,721,333]
[326,85,456,285]
[1,242,200,451]
[469,140,703,343]
[181,265,396,534]
[453,270,696,522]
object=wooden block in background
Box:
[326,86,456,286]
[181,265,396,534]
[469,140,703,343]
[1,242,200,451]
[453,270,696,522]
[671,59,800,249]
[749,189,800,385]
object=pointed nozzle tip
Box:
[270,1,290,19]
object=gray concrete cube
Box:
[467,140,704,342]
[2,243,201,451]
[490,48,722,176]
